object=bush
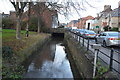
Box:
[21,21,27,30]
[103,25,109,31]
[103,25,113,31]
[111,27,118,31]
[29,17,38,32]
[2,18,15,29]
[2,46,13,59]
[2,56,25,78]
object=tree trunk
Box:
[26,2,31,37]
[16,15,21,39]
[37,17,40,33]
[26,23,29,37]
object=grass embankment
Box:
[2,29,50,53]
[2,29,51,78]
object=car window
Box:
[102,33,107,36]
[108,32,120,36]
[99,33,103,36]
[100,33,106,36]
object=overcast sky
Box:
[0,0,120,23]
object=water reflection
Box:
[24,39,73,78]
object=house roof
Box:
[82,16,94,20]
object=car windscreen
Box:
[108,32,120,36]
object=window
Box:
[100,33,106,36]
[119,22,120,27]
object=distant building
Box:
[67,20,78,28]
[9,3,58,30]
[2,12,9,18]
[52,15,58,28]
[97,3,120,31]
[108,5,120,29]
[76,16,94,29]
[97,5,112,31]
[85,19,94,30]
[10,11,16,22]
[31,3,58,29]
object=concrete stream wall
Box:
[64,32,93,78]
[64,31,117,79]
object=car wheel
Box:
[103,41,107,47]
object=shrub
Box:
[29,17,38,31]
[2,18,15,29]
[103,25,111,31]
[95,61,109,78]
[21,21,27,30]
[111,27,118,31]
[2,57,25,78]
[2,46,13,59]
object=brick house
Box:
[9,2,58,30]
[75,16,94,29]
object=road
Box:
[71,32,120,78]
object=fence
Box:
[68,31,120,77]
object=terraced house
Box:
[97,2,120,31]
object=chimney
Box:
[104,5,111,11]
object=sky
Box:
[0,0,120,23]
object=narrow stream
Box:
[24,38,74,78]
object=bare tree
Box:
[9,0,27,39]
[26,2,31,37]
[34,2,47,33]
[36,3,41,33]
[45,0,92,18]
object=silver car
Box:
[95,32,120,46]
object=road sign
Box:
[96,26,99,28]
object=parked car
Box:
[71,29,79,33]
[82,30,96,38]
[95,31,120,47]
[65,27,72,31]
[77,29,87,36]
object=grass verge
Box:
[2,29,51,78]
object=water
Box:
[24,38,73,78]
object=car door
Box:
[99,33,107,43]
[97,33,106,43]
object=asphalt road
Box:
[71,33,120,78]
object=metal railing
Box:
[69,31,120,77]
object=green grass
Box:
[2,29,36,38]
[2,29,50,52]
[0,32,2,39]
[2,29,36,42]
